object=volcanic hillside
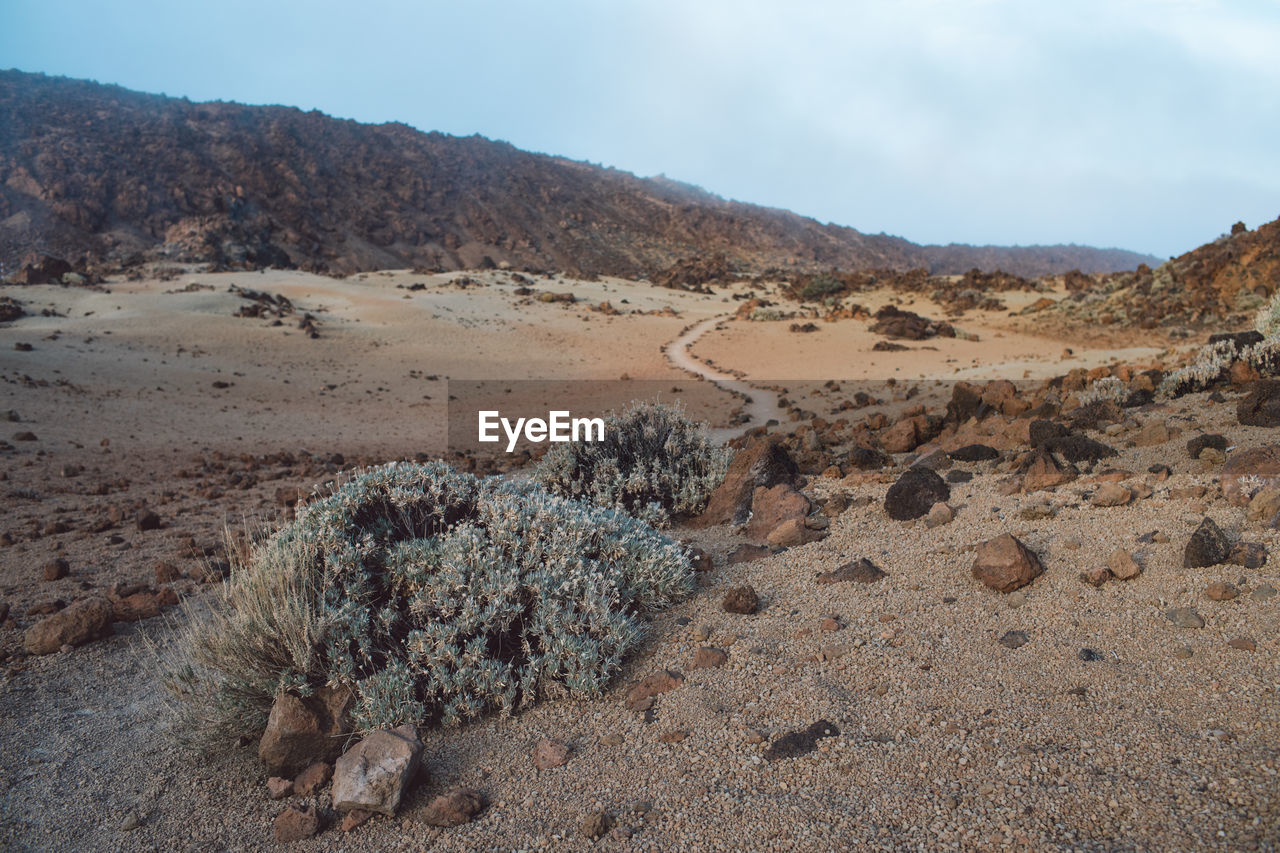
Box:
[0,70,1158,279]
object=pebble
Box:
[1165,607,1205,629]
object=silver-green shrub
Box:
[164,461,693,742]
[535,402,731,526]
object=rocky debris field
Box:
[1,350,1278,851]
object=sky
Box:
[3,0,1278,258]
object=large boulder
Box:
[884,468,950,521]
[692,437,799,528]
[972,534,1044,593]
[332,725,424,816]
[23,596,112,654]
[258,685,355,776]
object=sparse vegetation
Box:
[162,461,694,746]
[536,402,731,527]
[799,273,845,301]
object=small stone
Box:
[1006,591,1027,608]
[341,808,374,832]
[998,630,1029,649]
[1080,566,1111,587]
[1227,637,1257,651]
[119,812,141,832]
[1173,645,1194,659]
[972,533,1044,593]
[1078,648,1104,662]
[421,789,484,827]
[1107,549,1142,580]
[691,623,711,642]
[1184,517,1230,568]
[23,596,112,655]
[819,617,841,632]
[687,546,713,571]
[1090,482,1132,507]
[925,502,954,528]
[1251,583,1277,601]
[266,777,293,800]
[1165,607,1205,629]
[722,585,759,614]
[532,738,571,770]
[1227,541,1268,568]
[692,646,728,668]
[42,557,69,581]
[624,669,683,711]
[136,509,161,532]
[744,728,766,744]
[763,720,840,761]
[658,729,689,743]
[815,558,885,584]
[599,733,624,746]
[1205,581,1239,601]
[273,804,320,843]
[292,761,332,796]
[580,810,614,840]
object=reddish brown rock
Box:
[341,808,374,832]
[42,557,69,581]
[691,437,799,527]
[532,738,571,770]
[266,777,293,800]
[273,804,320,843]
[745,484,810,542]
[421,789,484,827]
[726,544,770,564]
[1205,581,1239,601]
[1021,449,1076,492]
[972,534,1044,593]
[1228,637,1257,651]
[658,729,689,743]
[692,647,728,669]
[624,669,684,711]
[1107,549,1142,580]
[1220,445,1280,505]
[766,518,825,547]
[258,685,355,777]
[23,596,112,655]
[722,584,760,614]
[1090,482,1132,507]
[1080,566,1111,587]
[880,417,922,454]
[292,761,332,796]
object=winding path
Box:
[665,314,786,443]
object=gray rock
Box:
[332,724,423,816]
[1165,607,1205,629]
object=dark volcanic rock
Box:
[763,720,840,761]
[1237,380,1280,427]
[1209,330,1264,348]
[844,445,889,471]
[722,585,760,614]
[884,467,950,521]
[815,558,886,585]
[1184,517,1231,568]
[1042,434,1118,464]
[949,444,1000,463]
[1186,433,1228,459]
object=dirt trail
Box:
[665,315,785,442]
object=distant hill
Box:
[0,70,1160,280]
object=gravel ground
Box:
[1,393,1278,851]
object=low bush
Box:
[162,461,693,746]
[535,402,731,526]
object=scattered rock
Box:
[972,534,1044,593]
[766,517,825,547]
[1205,581,1239,601]
[1251,583,1277,601]
[22,596,112,655]
[745,484,810,541]
[693,438,799,527]
[1220,445,1280,505]
[1165,607,1205,629]
[815,558,886,584]
[998,630,1029,649]
[1237,380,1280,427]
[1227,637,1257,652]
[292,761,332,796]
[266,777,293,800]
[1090,482,1132,507]
[421,789,484,827]
[532,738,571,770]
[1080,566,1111,587]
[42,557,69,581]
[884,467,950,521]
[341,808,375,832]
[136,509,161,532]
[624,669,683,711]
[692,647,728,669]
[726,544,770,564]
[1227,541,1268,568]
[332,724,423,816]
[949,444,1000,462]
[1186,434,1228,459]
[658,729,689,743]
[1107,549,1142,580]
[763,720,840,761]
[580,810,614,840]
[259,685,355,777]
[925,502,954,528]
[273,804,320,843]
[1184,518,1231,568]
[722,585,759,614]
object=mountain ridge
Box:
[0,69,1160,280]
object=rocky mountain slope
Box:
[0,70,1158,279]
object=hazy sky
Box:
[4,0,1278,257]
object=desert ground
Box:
[0,269,1275,851]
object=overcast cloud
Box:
[3,0,1277,257]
